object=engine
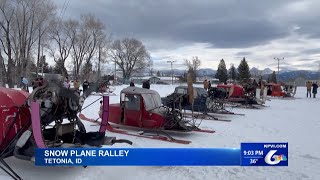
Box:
[27,82,84,130]
[208,87,227,99]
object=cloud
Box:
[53,0,320,71]
[57,0,294,48]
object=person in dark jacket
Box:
[32,78,40,90]
[142,80,150,89]
[312,82,318,98]
[130,80,135,87]
[83,80,89,92]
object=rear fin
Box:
[30,101,46,148]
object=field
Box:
[1,84,320,180]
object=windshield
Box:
[197,88,208,96]
[142,93,162,111]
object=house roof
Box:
[131,76,179,81]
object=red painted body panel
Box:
[109,104,122,124]
[266,83,284,97]
[217,84,244,97]
[0,88,30,151]
[108,94,166,129]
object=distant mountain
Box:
[197,68,216,76]
[262,70,320,82]
[156,67,319,82]
[262,68,273,75]
[158,68,216,77]
[160,69,186,76]
[250,67,259,75]
[250,67,273,76]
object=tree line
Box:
[0,0,150,88]
[215,57,278,84]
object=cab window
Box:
[125,94,140,110]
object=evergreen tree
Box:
[237,57,251,82]
[269,71,277,83]
[215,59,228,83]
[229,64,237,82]
[83,61,93,80]
[40,55,51,73]
[156,70,161,77]
[53,59,67,75]
[29,60,37,73]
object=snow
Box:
[2,83,320,180]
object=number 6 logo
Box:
[264,150,281,165]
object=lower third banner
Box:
[35,148,240,166]
[35,142,288,166]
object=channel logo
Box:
[264,150,287,165]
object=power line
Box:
[58,0,67,22]
[58,0,71,24]
[61,0,70,21]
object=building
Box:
[293,77,306,86]
[130,76,179,84]
[287,77,320,86]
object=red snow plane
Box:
[265,83,297,98]
[79,86,215,145]
[0,83,132,180]
[216,84,261,108]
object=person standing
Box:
[312,82,318,98]
[203,79,209,90]
[83,80,89,92]
[21,77,29,92]
[39,77,46,86]
[306,81,312,98]
[63,77,70,89]
[73,79,80,91]
[130,80,135,87]
[208,81,211,90]
[142,80,150,89]
[32,78,40,91]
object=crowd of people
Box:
[62,77,91,93]
[19,76,92,94]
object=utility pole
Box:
[167,60,176,85]
[97,46,101,81]
[114,62,117,84]
[230,63,234,83]
[274,57,284,80]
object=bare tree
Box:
[12,0,53,81]
[0,0,57,87]
[96,34,111,80]
[0,51,6,86]
[0,0,15,87]
[110,38,151,83]
[48,19,76,77]
[184,56,201,82]
[34,0,56,77]
[71,14,106,77]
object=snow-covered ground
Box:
[2,84,320,180]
